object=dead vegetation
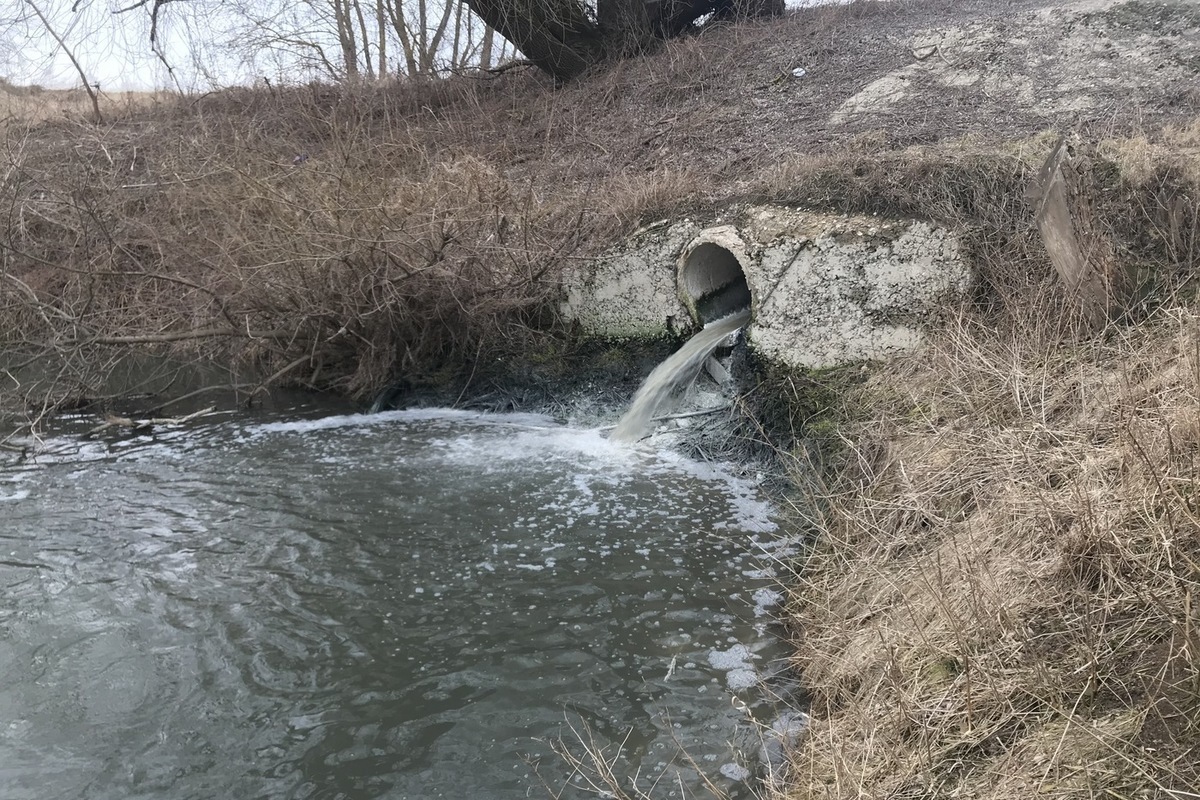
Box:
[1,1,1199,796]
[2,82,583,419]
[2,0,1198,429]
[781,131,1200,798]
[787,302,1200,798]
[0,71,741,425]
[0,82,163,130]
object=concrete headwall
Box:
[561,221,696,339]
[561,205,969,370]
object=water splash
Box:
[610,310,750,443]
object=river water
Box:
[0,407,794,800]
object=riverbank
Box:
[4,0,1198,424]
[3,0,1200,796]
[786,296,1200,797]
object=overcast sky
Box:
[4,0,849,92]
[4,1,246,91]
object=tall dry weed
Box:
[0,80,602,414]
[786,302,1200,798]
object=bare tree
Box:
[24,0,104,122]
[375,0,387,74]
[208,0,497,79]
[464,0,784,80]
[109,0,765,85]
[479,18,495,68]
[160,0,779,81]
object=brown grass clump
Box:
[0,75,729,419]
[785,300,1200,798]
[1,82,592,413]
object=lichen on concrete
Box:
[741,207,967,368]
[562,205,968,369]
[560,221,695,339]
[827,0,1200,127]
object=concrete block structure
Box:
[562,205,970,370]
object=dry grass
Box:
[2,71,747,422]
[540,717,744,800]
[784,299,1200,798]
[2,0,1198,423]
[1,82,594,416]
[0,82,164,130]
[4,94,1190,424]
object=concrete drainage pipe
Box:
[677,226,753,324]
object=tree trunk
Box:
[463,0,605,80]
[333,0,360,77]
[385,0,420,76]
[416,0,430,70]
[450,0,466,68]
[480,23,495,69]
[597,0,652,57]
[464,0,782,81]
[376,0,388,76]
[352,0,376,78]
[424,0,459,73]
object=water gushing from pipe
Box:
[610,309,750,443]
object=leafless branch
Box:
[112,0,184,44]
[24,0,104,124]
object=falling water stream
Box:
[611,310,751,443]
[0,399,793,799]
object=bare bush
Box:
[0,80,605,422]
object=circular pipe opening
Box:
[678,239,752,324]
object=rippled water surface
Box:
[0,409,791,799]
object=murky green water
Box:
[0,408,794,799]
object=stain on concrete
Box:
[827,0,1200,127]
[562,205,969,369]
[561,221,695,339]
[742,207,967,369]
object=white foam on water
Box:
[752,587,784,618]
[707,643,757,671]
[237,407,778,546]
[387,414,778,543]
[434,426,636,475]
[24,438,112,466]
[249,407,785,551]
[706,643,764,690]
[635,449,778,536]
[724,668,759,691]
[247,407,558,436]
[0,489,29,502]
